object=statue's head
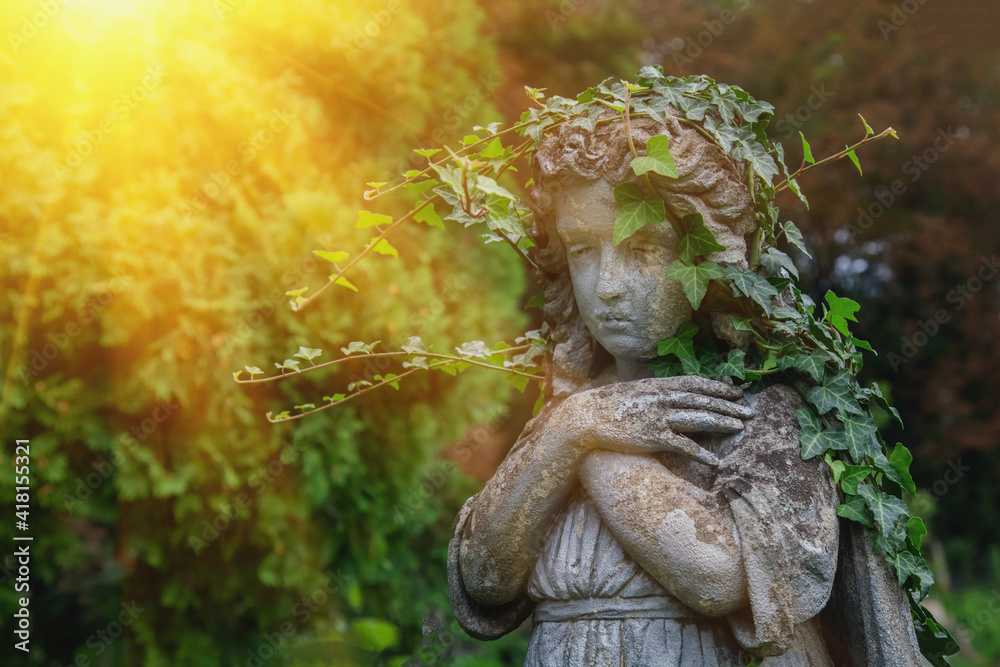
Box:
[528,112,758,398]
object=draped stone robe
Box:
[448,384,845,666]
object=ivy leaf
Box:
[715,349,746,381]
[907,516,927,549]
[401,336,427,354]
[839,412,879,462]
[796,407,847,459]
[807,371,863,416]
[294,346,322,362]
[825,291,860,336]
[314,250,349,265]
[888,443,917,494]
[664,259,724,309]
[368,238,398,258]
[675,212,726,263]
[891,551,930,589]
[864,382,903,427]
[274,359,301,373]
[630,135,678,178]
[858,484,908,534]
[323,394,346,403]
[825,453,847,482]
[845,147,862,176]
[859,113,875,136]
[456,340,491,359]
[334,276,358,292]
[761,248,800,279]
[780,220,812,258]
[840,465,871,495]
[799,132,815,164]
[413,205,444,229]
[871,515,908,554]
[612,182,666,245]
[837,494,874,528]
[731,315,755,332]
[294,403,315,411]
[401,356,429,370]
[725,266,779,315]
[355,211,393,229]
[341,340,379,356]
[244,366,263,376]
[480,137,505,158]
[657,321,698,359]
[777,351,828,383]
[413,148,441,158]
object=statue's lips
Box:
[597,316,632,329]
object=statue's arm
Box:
[578,450,749,616]
[456,400,589,607]
[458,377,753,609]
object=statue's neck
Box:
[613,357,654,383]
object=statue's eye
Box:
[631,243,658,258]
[568,244,594,258]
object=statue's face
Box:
[555,178,693,362]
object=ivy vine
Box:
[233,65,957,663]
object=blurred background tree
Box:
[0,0,997,665]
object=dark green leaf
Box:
[664,259,725,309]
[781,220,812,258]
[761,248,800,279]
[837,495,874,528]
[807,371,863,416]
[839,412,879,462]
[907,516,927,550]
[675,212,726,263]
[888,443,917,494]
[858,484,908,533]
[796,407,848,459]
[612,182,666,245]
[725,266,780,315]
[657,321,698,359]
[840,465,871,495]
[715,349,746,381]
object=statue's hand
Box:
[560,376,752,467]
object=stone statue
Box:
[447,109,923,665]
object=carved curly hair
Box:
[527,112,758,400]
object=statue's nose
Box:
[596,250,625,300]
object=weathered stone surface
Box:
[447,102,922,666]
